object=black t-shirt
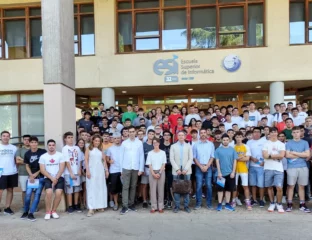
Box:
[202,120,212,130]
[302,137,312,148]
[24,148,47,178]
[160,142,172,164]
[100,126,110,134]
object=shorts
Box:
[141,167,149,184]
[0,173,18,190]
[81,175,86,183]
[216,174,236,192]
[191,164,196,181]
[44,177,65,190]
[264,170,284,188]
[287,167,309,186]
[249,167,264,188]
[109,172,122,194]
[19,175,28,192]
[235,173,248,186]
[64,175,81,194]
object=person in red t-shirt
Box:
[168,105,183,132]
[172,117,184,142]
[277,112,290,133]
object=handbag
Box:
[172,174,192,194]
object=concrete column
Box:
[270,82,284,113]
[42,0,76,151]
[102,88,115,108]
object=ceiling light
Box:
[122,91,127,94]
[255,86,261,89]
[188,88,193,91]
[299,95,304,97]
[129,97,133,99]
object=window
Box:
[116,0,265,53]
[75,4,95,55]
[0,3,95,59]
[289,0,312,44]
[0,93,44,143]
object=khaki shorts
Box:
[287,167,309,186]
[18,175,28,192]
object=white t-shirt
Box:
[298,111,308,118]
[146,150,167,171]
[262,140,285,172]
[224,122,234,131]
[184,114,201,125]
[292,115,305,126]
[231,116,243,125]
[261,114,274,127]
[106,145,122,174]
[249,111,261,126]
[39,152,66,177]
[247,138,267,168]
[62,145,83,175]
[0,144,17,175]
[239,120,254,129]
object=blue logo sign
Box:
[153,55,179,82]
[223,55,241,72]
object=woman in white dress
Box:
[85,134,109,217]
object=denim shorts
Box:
[264,170,284,188]
[248,167,264,188]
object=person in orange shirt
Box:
[277,113,290,133]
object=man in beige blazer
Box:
[170,130,193,213]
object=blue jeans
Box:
[195,166,212,207]
[173,174,191,208]
[24,178,45,214]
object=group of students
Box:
[0,101,312,221]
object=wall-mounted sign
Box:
[153,55,214,83]
[223,55,241,72]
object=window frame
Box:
[289,0,312,45]
[116,0,266,53]
[0,3,95,60]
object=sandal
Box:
[87,210,94,217]
[150,209,156,213]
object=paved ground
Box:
[1,192,312,240]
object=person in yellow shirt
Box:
[232,132,252,210]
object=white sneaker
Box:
[51,211,59,219]
[282,196,286,204]
[236,198,243,206]
[268,203,276,212]
[44,213,51,220]
[276,204,285,213]
[109,201,115,208]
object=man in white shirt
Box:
[39,139,66,220]
[248,102,261,127]
[247,127,267,207]
[106,132,123,211]
[296,103,308,118]
[146,116,158,134]
[262,127,286,213]
[120,126,144,215]
[224,113,233,131]
[0,131,17,215]
[261,106,274,127]
[62,132,83,214]
[239,111,254,129]
[185,105,201,125]
[291,107,305,126]
[231,108,243,125]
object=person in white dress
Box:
[85,134,109,217]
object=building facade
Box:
[0,0,312,142]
